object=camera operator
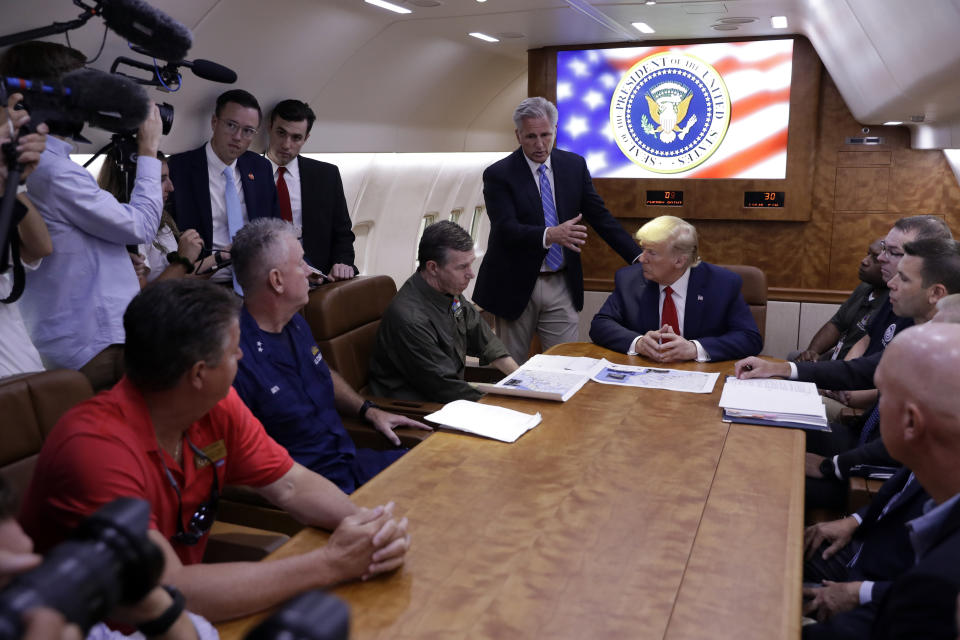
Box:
[0,479,212,640]
[0,93,51,377]
[0,41,163,392]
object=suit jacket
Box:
[473,148,640,320]
[297,156,356,274]
[851,469,928,597]
[589,262,762,360]
[871,497,960,639]
[167,145,280,250]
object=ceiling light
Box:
[469,32,500,42]
[632,22,656,34]
[477,0,487,3]
[883,121,903,126]
[646,1,656,4]
[364,0,412,14]
[771,16,788,29]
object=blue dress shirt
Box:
[21,137,161,370]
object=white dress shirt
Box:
[266,154,303,235]
[627,268,709,361]
[522,154,565,270]
[204,142,249,250]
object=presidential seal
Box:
[610,52,730,173]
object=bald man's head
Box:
[876,323,960,498]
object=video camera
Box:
[247,591,350,640]
[0,498,165,640]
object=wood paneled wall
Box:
[528,38,960,299]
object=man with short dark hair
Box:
[473,97,641,363]
[265,99,356,279]
[20,278,412,623]
[230,219,430,494]
[589,215,762,362]
[794,239,888,363]
[167,89,280,287]
[369,221,518,402]
[1,41,163,391]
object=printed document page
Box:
[591,364,720,394]
[425,400,542,443]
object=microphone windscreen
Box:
[61,68,150,133]
[100,0,193,62]
[189,59,237,84]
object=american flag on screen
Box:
[555,40,794,179]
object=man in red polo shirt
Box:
[19,280,411,622]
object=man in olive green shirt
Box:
[369,221,518,403]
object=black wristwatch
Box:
[358,399,379,421]
[820,457,838,480]
[136,585,186,637]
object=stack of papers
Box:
[718,377,830,431]
[591,364,719,394]
[475,354,608,402]
[425,400,542,443]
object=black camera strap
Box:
[0,198,28,304]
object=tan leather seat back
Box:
[718,264,768,341]
[0,370,93,512]
[301,275,398,392]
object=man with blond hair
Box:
[590,215,761,362]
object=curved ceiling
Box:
[3,0,959,153]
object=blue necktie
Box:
[857,403,880,446]
[538,164,563,271]
[222,166,244,295]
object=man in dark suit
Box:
[589,215,761,362]
[867,322,960,639]
[801,467,928,639]
[265,99,357,279]
[473,97,640,363]
[167,89,280,286]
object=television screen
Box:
[555,39,793,179]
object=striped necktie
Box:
[538,164,563,271]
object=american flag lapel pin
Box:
[697,295,704,301]
[247,173,255,180]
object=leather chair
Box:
[0,370,93,512]
[719,264,768,341]
[301,276,439,446]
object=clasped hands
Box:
[323,501,411,582]
[636,324,698,362]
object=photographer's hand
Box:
[138,102,162,159]
[4,94,48,182]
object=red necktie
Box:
[276,166,293,222]
[661,285,680,336]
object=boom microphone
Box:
[185,59,237,84]
[3,69,150,134]
[63,68,151,132]
[99,0,193,62]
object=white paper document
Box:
[477,354,609,402]
[425,400,542,443]
[719,377,828,427]
[590,364,720,394]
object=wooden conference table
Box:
[217,343,804,640]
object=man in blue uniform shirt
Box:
[231,219,430,493]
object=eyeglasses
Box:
[220,118,258,139]
[159,440,220,546]
[879,240,904,259]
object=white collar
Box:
[660,267,692,298]
[266,153,299,179]
[205,141,237,176]
[523,152,552,177]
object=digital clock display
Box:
[744,191,785,208]
[646,190,684,206]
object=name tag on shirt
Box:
[196,439,228,469]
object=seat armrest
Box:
[362,395,443,420]
[218,485,304,536]
[341,415,433,450]
[204,521,290,563]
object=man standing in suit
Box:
[265,99,357,279]
[167,89,280,287]
[589,215,762,362]
[868,322,960,639]
[473,97,641,363]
